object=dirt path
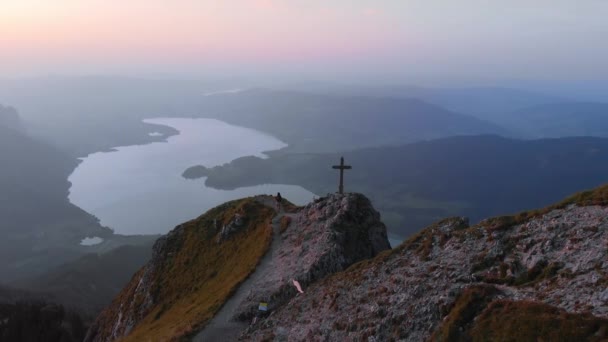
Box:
[193,197,289,342]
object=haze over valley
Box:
[2,1,608,341]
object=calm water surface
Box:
[68,118,316,235]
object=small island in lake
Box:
[182,165,209,179]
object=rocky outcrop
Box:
[233,193,391,320]
[243,186,608,341]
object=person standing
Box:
[275,192,283,212]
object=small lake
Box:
[68,118,317,235]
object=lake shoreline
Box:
[68,117,317,236]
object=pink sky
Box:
[0,1,403,71]
[1,0,607,80]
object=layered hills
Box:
[0,105,155,315]
[504,102,608,138]
[88,186,608,341]
[197,89,507,152]
[0,123,110,281]
[185,135,608,237]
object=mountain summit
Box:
[85,193,390,341]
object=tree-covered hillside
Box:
[192,135,608,238]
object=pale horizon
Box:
[1,0,608,83]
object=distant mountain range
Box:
[1,77,607,155]
[276,83,608,140]
[191,135,608,238]
[197,89,508,152]
[500,102,608,138]
[278,83,564,118]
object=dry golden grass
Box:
[431,285,608,342]
[431,285,499,341]
[470,300,608,341]
[111,199,275,342]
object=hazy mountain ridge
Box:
[502,101,608,138]
[0,78,193,156]
[279,83,564,119]
[0,124,110,280]
[197,89,508,152]
[187,135,608,238]
[4,78,604,157]
[0,116,154,312]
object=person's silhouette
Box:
[275,192,283,211]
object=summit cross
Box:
[332,156,352,194]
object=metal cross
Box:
[332,156,352,194]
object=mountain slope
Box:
[280,83,563,120]
[0,120,155,314]
[190,135,608,237]
[504,102,608,138]
[198,89,508,152]
[243,186,608,341]
[13,244,153,315]
[0,125,113,281]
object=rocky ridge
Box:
[234,193,390,320]
[242,186,608,341]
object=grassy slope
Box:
[96,199,275,341]
[433,287,608,342]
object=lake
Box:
[68,118,317,235]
